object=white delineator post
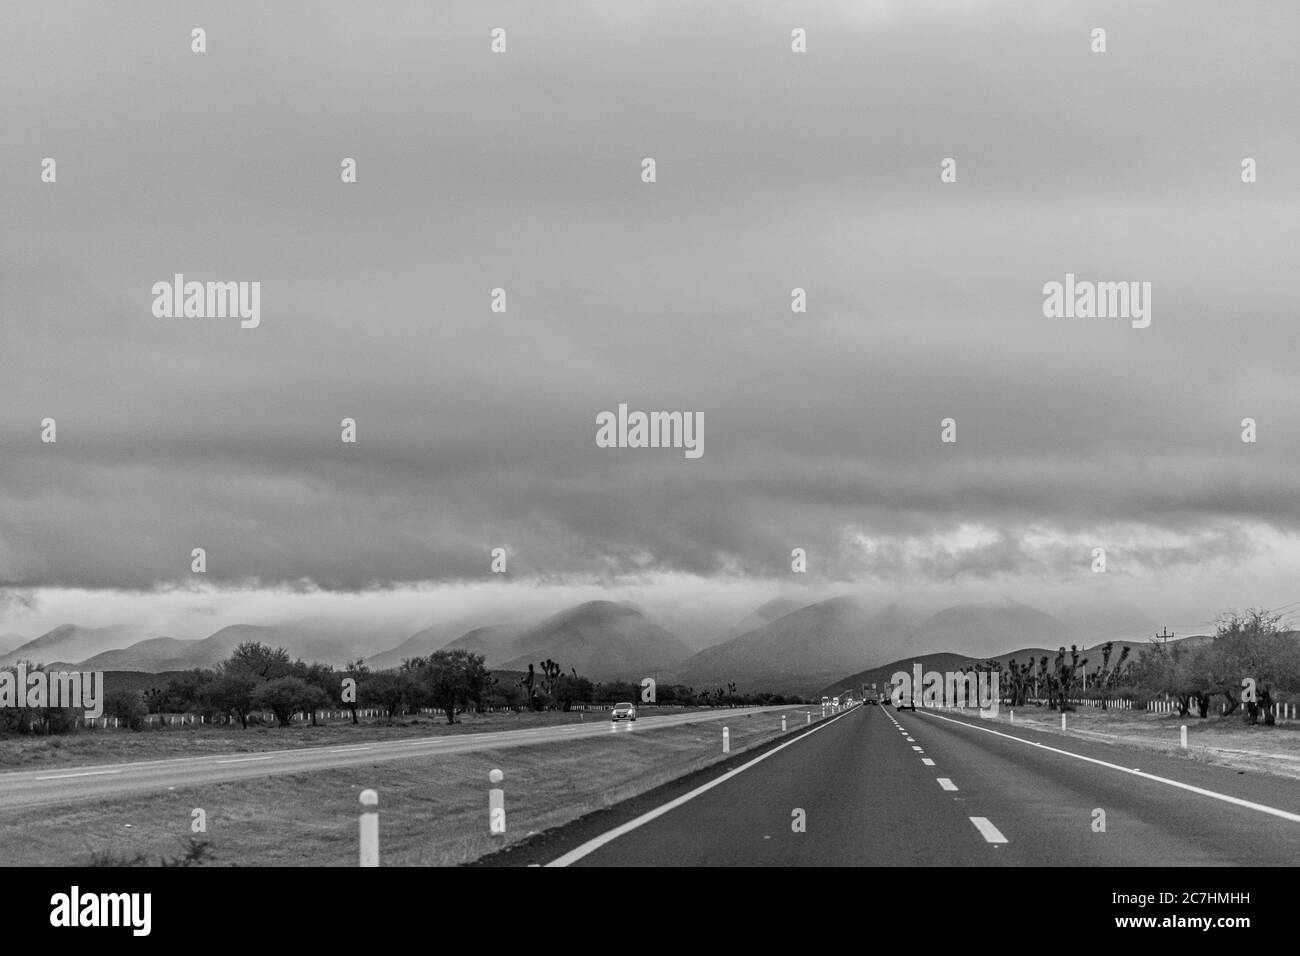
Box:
[359,790,379,867]
[722,727,730,753]
[781,715,787,732]
[1061,713,1067,731]
[806,711,811,724]
[1009,709,1014,723]
[1180,725,1188,749]
[489,769,506,835]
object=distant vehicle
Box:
[832,696,841,707]
[611,702,637,721]
[820,696,831,706]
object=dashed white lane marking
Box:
[911,746,923,751]
[34,769,122,780]
[915,710,1300,825]
[970,817,1008,843]
[937,777,959,791]
[546,706,859,866]
[216,755,276,764]
[921,758,936,766]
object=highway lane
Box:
[0,705,800,811]
[548,703,1300,865]
[903,707,1300,865]
[553,702,997,865]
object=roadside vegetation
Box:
[944,607,1298,724]
[1,641,808,754]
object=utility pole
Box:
[1154,626,1173,646]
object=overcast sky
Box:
[2,1,1298,640]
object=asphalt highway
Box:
[543,702,1300,865]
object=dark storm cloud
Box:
[1,1,1298,591]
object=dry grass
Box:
[957,704,1300,779]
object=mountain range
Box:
[0,624,383,673]
[1,595,1177,695]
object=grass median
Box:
[0,706,718,771]
[0,706,821,866]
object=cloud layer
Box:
[2,2,1298,622]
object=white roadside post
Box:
[722,727,730,753]
[1180,725,1188,749]
[359,790,379,867]
[489,769,506,835]
[781,715,787,732]
[1061,713,1067,731]
[1009,709,1014,723]
[806,711,811,724]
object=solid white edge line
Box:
[970,816,1008,843]
[545,707,858,866]
[916,710,1300,824]
[215,755,276,764]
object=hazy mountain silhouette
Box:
[497,600,692,681]
[74,637,199,672]
[0,624,146,667]
[673,596,890,694]
[364,616,515,671]
[896,600,1076,659]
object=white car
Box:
[611,702,637,721]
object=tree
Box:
[488,678,525,711]
[538,659,563,698]
[422,650,493,724]
[1004,658,1037,707]
[142,687,169,715]
[164,669,210,712]
[199,674,257,728]
[223,642,293,681]
[1106,646,1132,689]
[295,661,338,726]
[1049,646,1087,712]
[250,677,315,727]
[477,673,498,713]
[1213,609,1296,724]
[520,663,538,711]
[553,670,594,711]
[0,664,80,735]
[104,689,148,730]
[342,658,370,724]
[360,672,416,722]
